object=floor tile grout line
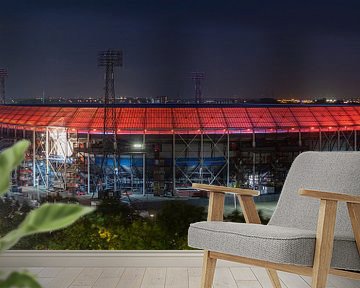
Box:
[92,267,104,288]
[66,267,85,288]
[187,267,190,288]
[139,267,147,288]
[249,267,265,288]
[111,267,126,288]
[228,266,241,288]
[250,267,295,288]
[299,275,316,288]
[29,267,45,277]
[325,276,338,288]
[278,271,310,288]
[163,267,167,288]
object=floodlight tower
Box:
[0,68,8,104]
[98,50,123,133]
[191,72,205,104]
[98,50,123,195]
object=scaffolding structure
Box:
[0,104,359,198]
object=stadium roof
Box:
[0,105,360,134]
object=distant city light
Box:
[8,94,360,105]
[326,99,337,103]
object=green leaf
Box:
[0,271,41,288]
[0,140,30,195]
[0,203,94,251]
[19,203,95,234]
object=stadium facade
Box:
[0,104,359,198]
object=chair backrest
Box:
[269,151,360,239]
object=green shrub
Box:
[225,208,270,224]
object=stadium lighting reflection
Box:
[133,143,143,149]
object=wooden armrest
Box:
[194,183,261,223]
[299,189,360,204]
[192,183,259,197]
[301,188,360,272]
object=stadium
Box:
[0,104,359,199]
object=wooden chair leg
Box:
[347,202,360,253]
[201,250,217,288]
[266,269,282,288]
[311,200,337,288]
[238,196,282,287]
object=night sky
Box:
[1,0,360,100]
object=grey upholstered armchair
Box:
[188,152,360,288]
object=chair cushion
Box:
[188,221,360,271]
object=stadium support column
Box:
[45,127,49,190]
[113,130,118,194]
[172,133,176,195]
[12,127,17,185]
[298,130,302,147]
[200,131,204,184]
[32,130,36,187]
[319,129,322,151]
[227,132,230,186]
[228,132,236,209]
[142,134,146,196]
[337,129,340,150]
[87,133,90,195]
[355,130,358,151]
[64,129,68,191]
[205,133,228,185]
[252,131,256,189]
[113,149,117,193]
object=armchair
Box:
[188,152,360,288]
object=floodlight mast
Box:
[0,68,8,105]
[98,50,123,195]
[191,72,205,104]
[97,50,122,103]
[98,50,123,134]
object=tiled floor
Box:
[2,266,360,288]
[1,251,359,288]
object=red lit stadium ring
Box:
[0,104,359,134]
